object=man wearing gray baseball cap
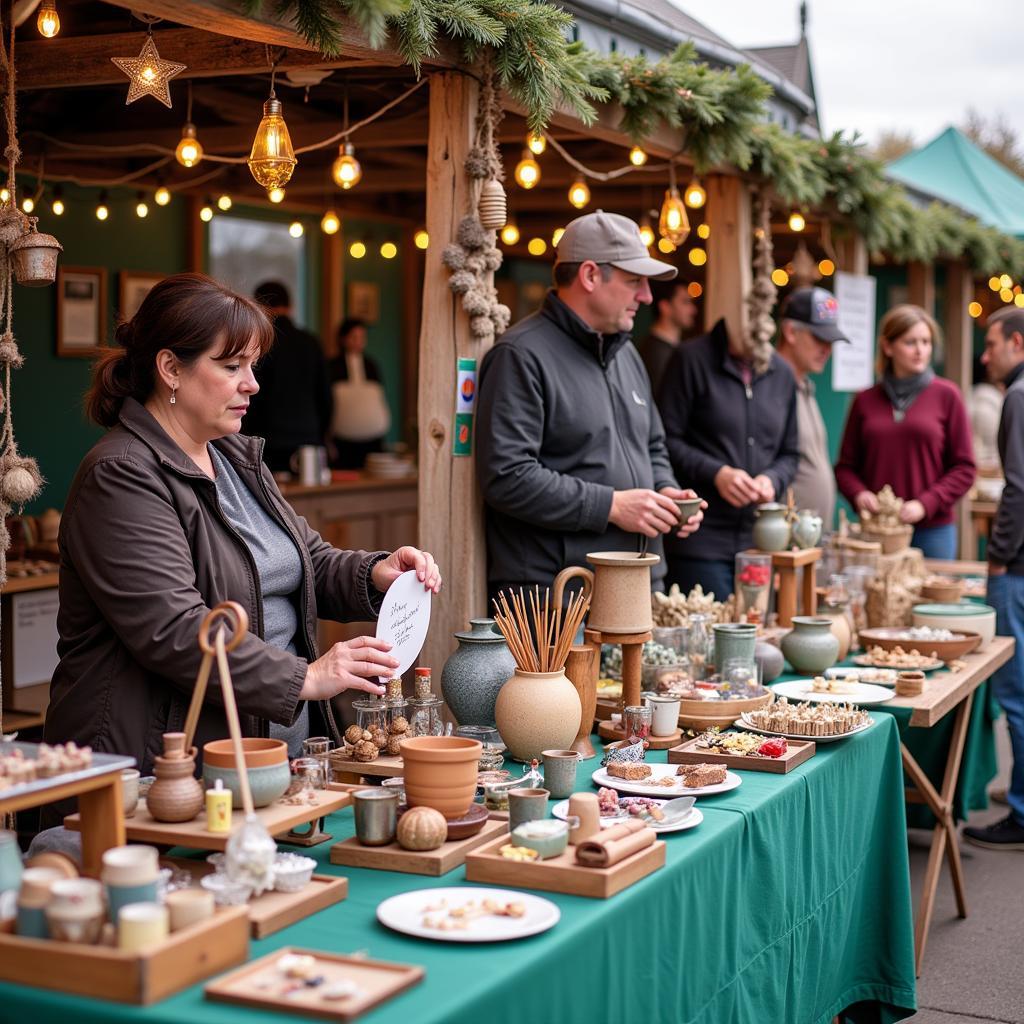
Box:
[476,210,705,600]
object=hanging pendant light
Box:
[568,178,590,209]
[321,210,341,235]
[332,143,362,190]
[514,150,540,190]
[248,66,297,190]
[37,0,60,37]
[175,86,202,168]
[684,179,706,208]
[659,164,690,246]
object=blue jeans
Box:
[664,556,735,604]
[912,522,957,560]
[987,572,1024,825]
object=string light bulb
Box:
[349,240,366,259]
[51,189,64,216]
[526,132,546,155]
[500,222,520,246]
[788,211,806,232]
[818,258,835,276]
[1000,273,1013,289]
[331,142,362,190]
[20,196,34,214]
[684,180,706,208]
[217,194,232,211]
[37,0,59,37]
[688,247,707,266]
[688,282,703,299]
[659,184,690,246]
[135,192,149,218]
[771,268,789,286]
[96,192,109,221]
[289,220,304,238]
[175,123,203,168]
[628,145,648,167]
[154,186,171,206]
[527,237,547,256]
[380,241,397,259]
[248,83,297,189]
[1000,287,1013,303]
[1016,294,1024,309]
[321,210,341,235]
[414,229,429,250]
[657,237,676,254]
[568,178,590,209]
[199,201,214,222]
[639,220,655,247]
[514,150,540,190]
[696,223,710,240]
[968,302,982,318]
[989,276,1002,291]
[0,188,9,204]
[267,187,285,203]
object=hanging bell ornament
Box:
[477,179,507,231]
[10,220,63,287]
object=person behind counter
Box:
[835,304,976,559]
[328,318,391,469]
[43,273,441,819]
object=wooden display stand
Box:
[754,548,820,627]
[589,626,651,742]
[329,751,404,784]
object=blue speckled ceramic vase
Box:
[441,618,516,727]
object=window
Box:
[208,215,307,325]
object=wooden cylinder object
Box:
[565,644,597,758]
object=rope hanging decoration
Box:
[0,12,59,767]
[744,188,777,376]
[441,64,510,345]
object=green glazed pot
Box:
[712,623,757,670]
[752,504,791,552]
[781,616,840,674]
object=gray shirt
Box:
[990,363,1024,573]
[791,377,836,527]
[211,446,308,754]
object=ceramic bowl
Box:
[510,819,570,859]
[272,853,317,893]
[202,738,290,808]
[857,626,982,662]
[911,603,996,648]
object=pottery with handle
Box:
[752,503,791,552]
[553,551,659,634]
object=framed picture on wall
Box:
[56,266,107,358]
[347,281,380,324]
[119,271,165,321]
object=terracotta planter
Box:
[494,668,582,762]
[399,736,483,820]
[553,551,659,634]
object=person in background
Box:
[246,281,332,474]
[659,314,799,600]
[963,307,1024,849]
[328,318,391,469]
[968,353,1004,473]
[774,286,849,528]
[636,278,699,395]
[835,304,976,559]
[476,210,704,601]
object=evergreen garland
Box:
[241,0,1024,277]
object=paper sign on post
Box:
[832,271,877,393]
[375,570,432,677]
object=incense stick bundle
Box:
[492,585,591,674]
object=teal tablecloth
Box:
[0,717,917,1024]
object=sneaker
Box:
[990,788,1009,806]
[963,814,1024,850]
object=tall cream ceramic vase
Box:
[495,669,582,763]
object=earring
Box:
[169,386,177,406]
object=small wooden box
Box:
[0,906,248,1004]
[668,736,815,774]
[465,833,665,898]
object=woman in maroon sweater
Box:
[835,304,976,559]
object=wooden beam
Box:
[320,227,343,357]
[417,71,488,680]
[836,231,868,275]
[943,261,974,394]
[703,173,751,343]
[401,225,423,446]
[907,261,936,317]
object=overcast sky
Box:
[676,1,1024,148]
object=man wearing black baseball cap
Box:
[476,210,705,599]
[776,286,849,525]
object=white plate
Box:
[591,763,742,798]
[736,715,875,744]
[376,886,559,943]
[771,680,894,706]
[551,799,703,834]
[825,666,898,686]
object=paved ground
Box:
[906,719,1023,1023]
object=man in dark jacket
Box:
[658,318,799,599]
[247,281,332,473]
[476,210,704,599]
[636,277,698,395]
[964,306,1024,849]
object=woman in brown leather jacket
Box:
[43,273,441,782]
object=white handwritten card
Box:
[375,569,432,677]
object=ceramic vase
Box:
[781,616,840,674]
[712,623,757,670]
[494,668,582,762]
[754,639,785,683]
[752,504,791,552]
[816,604,853,661]
[146,734,204,823]
[440,618,516,727]
[792,509,823,549]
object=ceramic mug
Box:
[46,878,105,944]
[641,692,682,737]
[164,888,214,931]
[117,901,169,951]
[540,750,580,800]
[507,787,550,832]
[121,769,141,819]
[101,845,160,922]
[16,866,64,939]
[567,792,601,845]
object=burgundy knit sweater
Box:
[835,378,976,527]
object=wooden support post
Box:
[320,228,343,358]
[907,261,936,318]
[836,232,868,276]
[703,174,751,343]
[944,261,976,558]
[417,72,489,680]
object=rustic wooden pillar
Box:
[944,260,976,558]
[836,231,868,276]
[320,228,343,357]
[417,71,489,678]
[703,174,751,342]
[907,261,936,317]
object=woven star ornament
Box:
[111,34,186,108]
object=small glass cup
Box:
[454,725,505,771]
[302,736,333,787]
[735,552,773,624]
[291,756,324,791]
[622,705,652,745]
[720,656,763,697]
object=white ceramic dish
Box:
[770,680,894,706]
[736,715,875,744]
[376,886,560,943]
[912,603,996,648]
[550,798,703,833]
[591,763,742,798]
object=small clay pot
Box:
[398,736,482,820]
[147,742,203,823]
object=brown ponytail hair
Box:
[86,272,274,428]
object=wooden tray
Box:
[465,833,665,898]
[667,736,816,774]
[205,946,424,1021]
[165,857,348,938]
[597,721,682,750]
[329,817,507,876]
[64,787,351,852]
[329,752,404,780]
[0,906,248,1004]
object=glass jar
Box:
[352,697,389,745]
[622,704,652,745]
[454,725,505,771]
[290,756,324,791]
[734,552,773,625]
[684,614,712,680]
[301,736,332,786]
[407,695,444,737]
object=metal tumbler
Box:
[353,789,399,846]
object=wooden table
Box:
[965,499,998,562]
[885,635,1014,975]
